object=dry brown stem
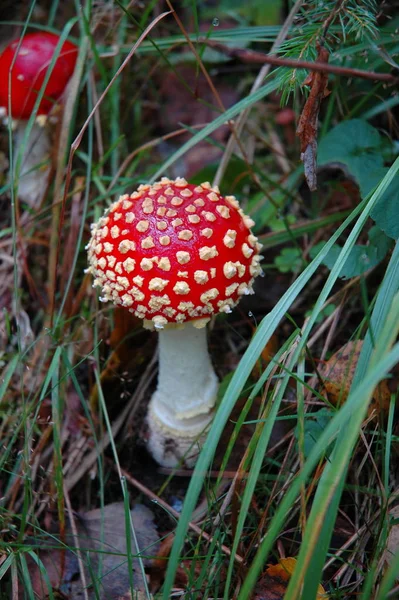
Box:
[203,39,398,84]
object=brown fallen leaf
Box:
[148,533,227,595]
[320,340,395,416]
[147,535,175,593]
[21,503,159,599]
[296,44,330,192]
[19,549,79,599]
[384,504,399,580]
[253,557,329,599]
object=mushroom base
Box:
[146,321,219,467]
[146,403,214,468]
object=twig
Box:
[115,463,244,565]
[296,43,330,190]
[321,0,346,40]
[323,489,399,573]
[264,124,291,175]
[203,40,398,84]
[63,484,90,600]
[11,559,18,600]
[307,302,342,351]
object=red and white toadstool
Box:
[87,177,262,467]
[0,32,78,206]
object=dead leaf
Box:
[73,503,159,597]
[148,533,227,595]
[384,504,399,580]
[296,44,330,191]
[253,557,329,599]
[147,535,174,592]
[320,340,394,416]
[19,550,79,599]
[21,503,159,599]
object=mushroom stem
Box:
[147,322,218,466]
[155,322,218,419]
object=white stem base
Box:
[146,322,218,467]
[147,405,213,468]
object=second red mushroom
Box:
[87,177,262,466]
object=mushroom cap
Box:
[87,178,263,328]
[0,32,78,119]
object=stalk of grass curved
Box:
[244,161,399,597]
[0,554,14,580]
[165,208,358,594]
[161,194,363,599]
[240,159,399,599]
[240,338,399,599]
[296,293,399,600]
[162,155,399,598]
[18,553,35,600]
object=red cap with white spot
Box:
[0,32,77,119]
[87,177,262,329]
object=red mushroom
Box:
[87,177,263,467]
[0,32,78,206]
[0,32,78,119]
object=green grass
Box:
[1,0,399,598]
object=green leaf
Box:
[269,214,296,232]
[318,119,399,239]
[318,119,383,198]
[274,247,303,273]
[310,226,392,279]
